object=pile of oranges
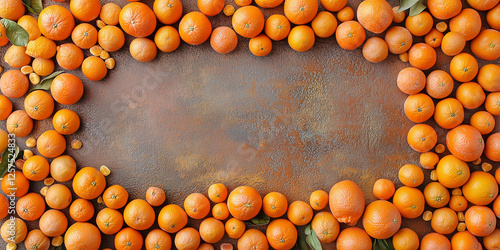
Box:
[0,0,499,248]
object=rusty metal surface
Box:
[1,0,499,248]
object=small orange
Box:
[199,217,224,244]
[237,229,268,250]
[52,109,80,135]
[335,21,366,50]
[363,200,401,239]
[22,155,50,181]
[465,205,497,237]
[82,56,108,81]
[208,183,228,203]
[463,171,498,205]
[337,6,354,22]
[98,25,125,52]
[227,186,263,221]
[320,0,346,12]
[336,227,372,250]
[0,0,25,21]
[288,25,315,52]
[39,209,67,237]
[198,0,224,16]
[470,111,495,135]
[32,58,55,77]
[115,227,143,250]
[404,93,434,123]
[287,200,313,226]
[103,185,129,209]
[225,218,245,239]
[263,191,288,218]
[284,0,318,25]
[123,199,155,230]
[393,186,425,219]
[484,229,500,250]
[329,180,365,226]
[309,190,328,210]
[25,36,57,59]
[210,26,238,54]
[487,3,500,29]
[449,8,481,41]
[486,132,500,161]
[435,155,470,188]
[392,228,419,250]
[425,28,444,48]
[456,82,485,109]
[470,29,500,61]
[38,5,75,41]
[69,198,94,222]
[119,2,157,38]
[450,53,479,83]
[175,227,201,250]
[356,0,393,34]
[407,124,437,153]
[431,207,458,235]
[0,217,27,244]
[385,26,413,54]
[434,98,464,130]
[0,70,29,98]
[158,204,188,233]
[265,14,291,41]
[405,11,433,37]
[255,0,284,8]
[424,181,450,208]
[146,187,166,207]
[6,110,33,137]
[266,219,298,249]
[408,43,436,70]
[16,193,45,221]
[51,73,84,105]
[100,3,121,25]
[71,23,98,49]
[184,193,211,219]
[232,6,265,38]
[70,0,100,22]
[145,229,172,250]
[56,43,84,70]
[397,67,426,95]
[478,64,500,92]
[362,37,388,63]
[45,184,72,210]
[420,233,451,249]
[212,203,229,220]
[427,0,462,20]
[311,212,340,243]
[24,229,50,250]
[0,95,12,120]
[154,26,181,53]
[398,164,424,187]
[420,151,439,169]
[451,231,482,249]
[37,130,66,158]
[73,167,106,200]
[4,45,31,68]
[96,208,124,235]
[449,195,468,212]
[130,37,157,62]
[24,90,54,121]
[372,178,395,200]
[311,11,337,38]
[0,23,7,46]
[249,34,272,56]
[446,125,484,162]
[179,12,212,45]
[441,31,466,56]
[485,92,500,115]
[153,0,183,25]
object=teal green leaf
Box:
[0,19,29,46]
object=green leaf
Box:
[398,0,419,11]
[294,237,309,250]
[373,238,395,250]
[306,228,322,250]
[0,19,29,46]
[54,245,66,250]
[31,71,64,92]
[305,224,312,236]
[0,144,19,178]
[409,0,427,16]
[247,211,270,225]
[21,0,42,14]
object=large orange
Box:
[262,191,288,218]
[441,31,466,56]
[435,155,470,188]
[449,8,481,41]
[266,219,297,250]
[24,90,54,120]
[0,70,29,98]
[404,93,434,123]
[227,186,263,221]
[232,6,265,38]
[446,125,484,162]
[356,0,393,34]
[36,130,66,158]
[16,193,45,221]
[38,5,75,41]
[70,0,100,22]
[25,36,57,59]
[51,73,84,105]
[4,45,31,68]
[175,227,201,250]
[451,231,482,250]
[22,155,50,181]
[471,29,500,61]
[264,14,290,41]
[6,110,33,137]
[123,199,155,230]
[39,209,67,237]
[0,0,25,21]
[154,0,183,25]
[362,37,388,63]
[119,2,157,38]
[385,26,413,54]
[49,155,76,182]
[455,82,485,110]
[179,12,212,45]
[210,26,238,54]
[465,205,496,237]
[407,124,437,153]
[478,64,500,92]
[408,43,436,70]
[283,0,318,25]
[145,229,172,250]
[329,180,364,226]
[336,227,372,250]
[427,0,462,20]
[430,207,458,235]
[310,212,340,243]
[484,229,500,249]
[311,11,337,39]
[463,171,498,205]
[470,111,495,135]
[158,204,188,233]
[362,200,401,239]
[486,92,500,115]
[184,193,211,219]
[487,4,500,29]
[392,186,425,219]
[335,21,366,50]
[420,233,451,250]
[115,227,143,250]
[450,53,478,83]
[199,217,224,244]
[434,98,464,129]
[237,229,269,250]
[73,167,106,200]
[1,218,27,244]
[98,25,125,52]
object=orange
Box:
[446,125,484,162]
[50,155,77,182]
[441,31,466,56]
[52,109,80,135]
[450,53,478,82]
[208,183,228,203]
[486,92,500,115]
[0,129,7,153]
[287,200,313,226]
[37,130,66,158]
[25,36,57,59]
[335,21,366,50]
[69,198,94,222]
[198,243,214,250]
[471,29,500,60]
[356,0,393,34]
[362,37,388,63]
[468,0,499,10]
[16,193,45,221]
[372,178,395,200]
[363,200,401,239]
[263,191,288,218]
[38,5,75,41]
[232,6,265,38]
[158,204,188,233]
[336,227,372,250]
[393,186,425,219]
[407,124,438,153]
[0,218,27,244]
[465,205,497,236]
[130,37,157,62]
[184,193,211,219]
[424,182,450,208]
[179,12,212,45]
[284,0,318,25]
[486,132,500,161]
[0,69,29,98]
[234,0,251,6]
[123,199,155,230]
[427,0,462,20]
[497,167,500,184]
[470,111,495,135]
[463,171,498,205]
[22,155,50,181]
[237,229,268,250]
[6,110,33,137]
[431,207,458,235]
[329,180,365,226]
[45,183,72,210]
[404,93,434,123]
[420,233,451,250]
[225,218,245,239]
[39,209,68,237]
[154,26,181,53]
[210,26,238,54]
[484,229,500,249]
[337,6,354,22]
[255,0,284,8]
[478,64,500,92]
[73,167,106,200]
[449,8,481,41]
[435,155,470,188]
[145,229,172,250]
[408,43,436,70]
[385,26,413,54]
[451,231,482,249]
[212,203,229,220]
[0,95,12,120]
[199,217,224,244]
[487,3,500,29]
[392,228,419,250]
[145,186,166,206]
[265,14,291,41]
[311,212,340,243]
[397,67,426,95]
[71,23,98,49]
[227,186,263,221]
[288,25,315,52]
[4,45,31,68]
[198,0,224,16]
[119,2,157,38]
[56,43,84,71]
[24,90,54,120]
[96,208,124,235]
[98,25,125,52]
[320,0,346,12]
[266,219,297,249]
[420,151,441,169]
[434,98,464,130]
[309,190,328,210]
[448,195,468,212]
[0,0,25,21]
[100,3,121,25]
[24,229,50,250]
[175,227,201,250]
[153,0,183,25]
[115,227,143,250]
[0,23,6,46]
[425,28,444,48]
[82,56,108,81]
[405,11,433,37]
[70,0,100,22]
[392,6,406,23]
[311,11,337,38]
[398,164,424,187]
[456,82,485,109]
[103,185,129,209]
[32,58,55,76]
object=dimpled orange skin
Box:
[119,2,157,38]
[329,180,365,226]
[446,125,484,162]
[356,0,393,34]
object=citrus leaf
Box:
[31,71,63,92]
[398,0,419,11]
[295,237,309,250]
[247,211,270,225]
[373,238,395,250]
[306,228,322,250]
[0,19,29,46]
[305,224,312,236]
[21,0,35,14]
[409,0,427,16]
[0,143,19,178]
[54,245,66,250]
[29,0,43,14]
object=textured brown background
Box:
[1,0,499,248]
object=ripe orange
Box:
[487,4,500,29]
[103,185,129,209]
[336,227,372,250]
[287,200,313,226]
[82,56,107,81]
[398,164,424,187]
[70,0,100,22]
[435,155,470,188]
[450,53,479,83]
[425,28,444,48]
[4,45,31,68]
[0,129,7,153]
[24,90,54,120]
[266,219,297,249]
[385,26,413,54]
[237,229,268,250]
[431,207,458,235]
[52,109,80,135]
[56,43,84,70]
[45,184,72,210]
[115,227,143,250]
[284,0,318,25]
[337,6,354,22]
[145,229,172,250]
[199,217,224,244]
[451,231,482,249]
[478,64,500,92]
[39,209,67,237]
[363,200,401,239]
[0,24,7,46]
[265,14,291,41]
[208,183,228,203]
[123,199,155,230]
[175,227,201,250]
[434,98,464,130]
[6,110,33,137]
[32,58,55,77]
[37,130,66,158]
[0,70,29,98]
[22,155,50,181]
[449,8,481,41]
[486,132,500,161]
[210,26,238,54]
[16,193,45,221]
[397,67,426,95]
[232,6,265,38]
[38,5,75,41]
[25,36,57,59]
[463,171,498,205]
[405,11,433,37]
[212,203,229,220]
[255,0,284,8]
[456,82,485,109]
[130,37,157,62]
[179,12,212,45]
[198,0,224,16]
[154,26,180,53]
[309,190,328,210]
[71,23,98,49]
[335,21,366,50]
[362,37,388,63]
[372,178,395,200]
[393,186,425,219]
[225,218,245,239]
[184,193,211,219]
[408,43,436,70]
[0,217,27,244]
[0,95,12,120]
[407,124,438,153]
[100,3,121,25]
[484,229,500,249]
[446,125,484,162]
[98,25,125,52]
[234,0,251,6]
[320,0,346,12]
[227,186,262,221]
[145,187,166,207]
[0,0,25,21]
[153,0,183,25]
[427,0,462,20]
[420,233,451,249]
[356,0,393,34]
[392,228,419,250]
[441,31,466,56]
[424,182,450,208]
[288,25,315,52]
[158,204,188,233]
[119,2,157,38]
[465,205,497,237]
[486,92,500,115]
[404,93,434,123]
[329,180,365,226]
[198,243,214,250]
[470,111,495,135]
[73,167,106,200]
[24,229,50,250]
[471,29,500,60]
[449,195,468,212]
[263,191,288,218]
[69,198,94,222]
[468,0,499,10]
[311,11,337,38]
[311,212,339,243]
[96,208,124,235]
